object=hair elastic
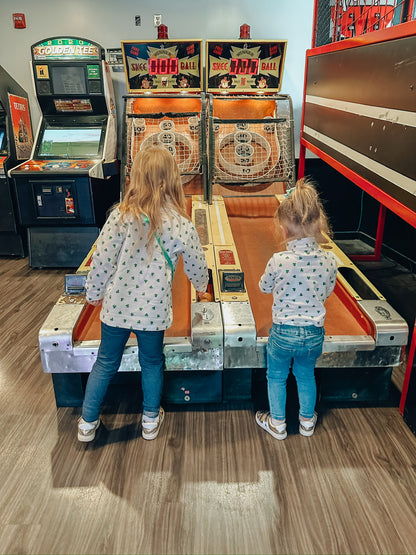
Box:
[284,186,296,199]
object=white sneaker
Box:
[255,411,287,440]
[142,408,164,440]
[299,412,318,437]
[78,417,100,442]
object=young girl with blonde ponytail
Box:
[256,177,337,439]
[78,146,208,442]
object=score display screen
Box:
[50,66,87,95]
[148,57,179,75]
[229,58,259,75]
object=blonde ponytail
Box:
[277,177,331,243]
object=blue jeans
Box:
[82,322,165,422]
[266,324,325,420]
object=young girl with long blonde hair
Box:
[256,177,337,439]
[78,146,208,442]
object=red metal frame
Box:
[311,1,320,47]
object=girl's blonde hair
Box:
[119,146,188,248]
[277,176,331,243]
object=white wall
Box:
[0,0,313,156]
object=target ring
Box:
[218,132,273,177]
[140,131,195,172]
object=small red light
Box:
[240,23,250,39]
[158,24,168,39]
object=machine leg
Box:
[350,203,386,262]
[298,143,306,179]
[51,374,85,407]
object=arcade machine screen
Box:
[37,125,103,158]
[49,66,87,95]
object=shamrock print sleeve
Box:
[259,256,281,294]
[179,219,209,292]
[325,251,338,299]
[86,208,126,302]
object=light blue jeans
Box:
[267,323,325,420]
[82,322,165,422]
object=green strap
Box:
[142,215,174,274]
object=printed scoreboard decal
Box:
[206,40,287,93]
[121,40,203,93]
[32,38,101,60]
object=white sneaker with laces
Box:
[299,412,318,437]
[142,407,164,440]
[255,410,287,440]
[78,417,100,442]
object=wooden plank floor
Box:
[1,257,416,555]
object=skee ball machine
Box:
[0,65,34,256]
[206,27,408,404]
[39,32,226,407]
[10,37,119,268]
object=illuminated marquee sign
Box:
[206,40,287,93]
[121,40,202,92]
[32,38,101,60]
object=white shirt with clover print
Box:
[86,207,209,331]
[259,237,337,328]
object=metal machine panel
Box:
[300,22,416,226]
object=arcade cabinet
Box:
[0,65,34,256]
[205,26,408,404]
[10,37,119,268]
[39,32,225,407]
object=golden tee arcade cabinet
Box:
[10,37,119,268]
